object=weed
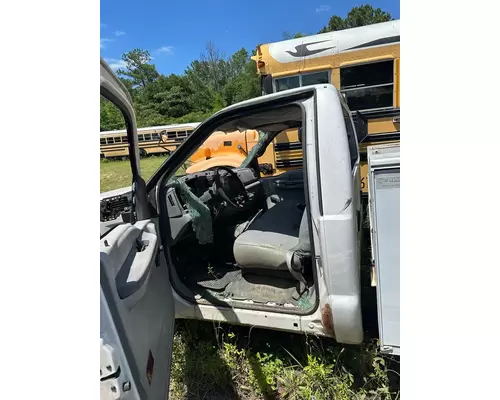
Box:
[169,321,399,400]
[170,322,238,399]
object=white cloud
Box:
[100,38,114,48]
[157,46,174,55]
[315,5,330,13]
[114,30,125,37]
[105,58,127,71]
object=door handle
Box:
[115,231,158,303]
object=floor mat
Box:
[224,274,299,305]
[186,267,314,308]
[184,263,241,291]
[196,270,242,290]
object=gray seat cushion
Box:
[233,230,299,270]
[234,199,305,270]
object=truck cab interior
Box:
[159,104,318,313]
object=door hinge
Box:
[101,378,123,400]
[101,339,120,379]
[101,339,130,399]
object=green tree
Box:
[116,49,160,88]
[319,4,393,33]
[223,48,260,105]
[142,75,194,117]
[100,97,125,131]
[283,32,306,40]
[194,41,230,93]
[185,60,220,112]
[101,43,261,129]
[185,42,233,111]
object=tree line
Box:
[100,5,393,131]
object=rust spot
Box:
[321,303,334,333]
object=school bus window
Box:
[152,133,160,140]
[106,137,114,144]
[100,138,106,145]
[275,71,329,92]
[122,136,128,143]
[275,75,300,92]
[301,71,329,86]
[340,60,394,110]
[144,133,152,141]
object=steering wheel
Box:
[213,166,249,209]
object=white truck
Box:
[100,58,400,399]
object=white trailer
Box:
[368,143,400,356]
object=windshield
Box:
[240,130,273,168]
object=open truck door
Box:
[100,58,175,400]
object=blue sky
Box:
[100,0,400,75]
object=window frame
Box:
[341,103,359,171]
[340,59,395,112]
[273,70,331,92]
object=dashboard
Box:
[164,167,263,244]
[184,168,258,196]
[99,167,264,242]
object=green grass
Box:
[100,155,169,193]
[170,320,399,400]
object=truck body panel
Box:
[368,143,400,355]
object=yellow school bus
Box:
[185,128,283,177]
[251,19,400,193]
[100,122,201,159]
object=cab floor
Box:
[185,265,311,307]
